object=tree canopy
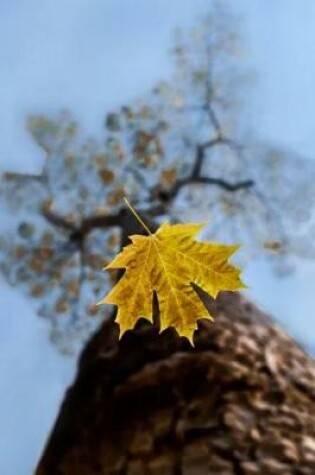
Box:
[1,5,314,353]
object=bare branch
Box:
[170,175,254,198]
[42,205,122,236]
[42,206,76,232]
[145,204,167,217]
[191,138,221,178]
[205,102,222,137]
[69,214,122,245]
[2,171,45,184]
[149,129,254,211]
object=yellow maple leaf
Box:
[99,199,245,344]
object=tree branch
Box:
[42,206,122,245]
[191,138,221,178]
[69,214,122,244]
[42,206,76,232]
[205,102,222,136]
[190,133,245,182]
[3,171,44,184]
[170,175,254,198]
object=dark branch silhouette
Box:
[170,175,254,197]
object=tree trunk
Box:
[35,292,315,475]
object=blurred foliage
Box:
[0,3,314,353]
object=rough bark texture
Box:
[35,292,315,475]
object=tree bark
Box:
[35,292,315,475]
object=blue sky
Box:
[0,1,315,473]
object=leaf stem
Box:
[123,197,152,235]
